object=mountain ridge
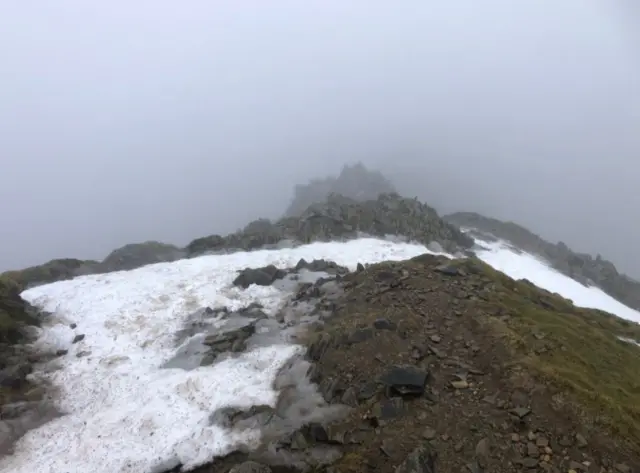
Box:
[443,211,640,311]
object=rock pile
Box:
[188,193,473,257]
[283,163,397,218]
[444,211,640,311]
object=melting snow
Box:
[3,238,438,473]
[475,239,640,323]
[5,235,640,473]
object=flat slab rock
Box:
[380,365,430,396]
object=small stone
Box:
[451,380,469,389]
[373,318,397,330]
[475,437,489,458]
[423,427,437,440]
[395,445,436,473]
[536,437,549,447]
[380,439,394,457]
[430,334,442,343]
[575,433,587,448]
[72,334,85,344]
[511,433,520,442]
[510,407,531,419]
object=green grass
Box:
[456,257,640,449]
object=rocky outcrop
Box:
[2,258,100,290]
[443,212,640,311]
[99,241,185,273]
[187,193,474,257]
[283,163,397,218]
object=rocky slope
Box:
[188,193,474,257]
[283,163,397,218]
[183,255,640,473]
[3,196,640,472]
[443,212,640,311]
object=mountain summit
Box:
[284,163,397,218]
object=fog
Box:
[1,1,639,276]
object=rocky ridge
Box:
[443,212,640,311]
[178,254,640,473]
[283,163,397,218]
[188,193,473,257]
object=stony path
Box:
[196,254,639,473]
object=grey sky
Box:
[1,1,639,276]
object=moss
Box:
[0,274,37,344]
[456,257,640,448]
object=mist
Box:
[1,1,639,276]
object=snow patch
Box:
[475,239,640,323]
[4,238,437,473]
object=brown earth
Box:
[193,255,640,473]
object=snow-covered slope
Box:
[4,236,640,473]
[474,239,640,323]
[2,238,439,473]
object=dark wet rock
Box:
[295,258,348,275]
[71,334,85,344]
[209,405,276,429]
[201,323,257,364]
[357,382,379,402]
[395,445,437,473]
[374,397,405,420]
[233,265,287,288]
[373,318,397,330]
[434,263,462,276]
[380,365,429,397]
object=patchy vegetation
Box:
[295,255,640,472]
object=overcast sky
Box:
[1,1,639,276]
